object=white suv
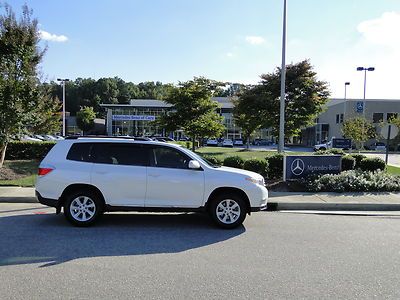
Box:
[36,137,268,228]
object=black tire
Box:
[209,193,247,229]
[64,189,103,227]
[319,147,326,151]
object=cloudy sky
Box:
[9,0,400,99]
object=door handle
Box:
[148,174,160,178]
[94,171,108,175]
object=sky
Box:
[7,0,400,99]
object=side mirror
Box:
[188,160,201,169]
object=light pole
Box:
[344,82,350,120]
[278,0,287,153]
[356,67,374,148]
[57,78,70,136]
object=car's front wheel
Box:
[64,190,102,226]
[210,193,247,229]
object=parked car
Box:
[21,135,42,142]
[369,142,386,151]
[36,137,268,228]
[222,139,234,147]
[233,139,244,146]
[34,135,47,141]
[313,140,332,151]
[252,139,271,146]
[207,138,218,146]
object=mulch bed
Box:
[0,166,27,180]
[266,179,305,192]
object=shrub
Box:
[243,158,269,177]
[359,157,386,172]
[5,141,56,160]
[265,153,284,179]
[223,156,245,169]
[350,154,367,169]
[314,149,345,156]
[201,155,223,166]
[303,170,400,192]
[341,155,356,171]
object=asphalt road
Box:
[1,203,400,299]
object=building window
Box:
[336,114,340,124]
[340,114,344,123]
[387,113,398,121]
[373,113,384,123]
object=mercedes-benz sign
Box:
[284,155,342,181]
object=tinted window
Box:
[66,143,93,162]
[151,147,190,169]
[373,113,383,123]
[93,143,149,166]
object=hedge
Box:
[341,155,356,171]
[223,156,245,169]
[265,153,284,179]
[243,158,268,177]
[5,141,56,160]
[359,157,386,172]
[349,154,367,169]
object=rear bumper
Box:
[35,191,59,208]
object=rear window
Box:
[66,143,93,162]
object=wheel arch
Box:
[206,187,251,214]
[59,183,106,209]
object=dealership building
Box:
[101,97,400,145]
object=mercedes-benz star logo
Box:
[291,158,305,175]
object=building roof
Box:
[100,97,236,109]
[327,98,400,107]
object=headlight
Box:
[245,177,265,186]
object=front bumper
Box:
[251,203,268,212]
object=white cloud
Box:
[357,11,400,48]
[226,52,234,58]
[245,36,265,45]
[39,30,68,42]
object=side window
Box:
[66,143,93,162]
[92,143,149,166]
[152,147,190,169]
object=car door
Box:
[145,145,205,208]
[91,142,149,206]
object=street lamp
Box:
[278,0,287,153]
[344,82,350,120]
[356,67,374,148]
[57,78,70,136]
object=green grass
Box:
[0,160,39,187]
[196,147,307,160]
[387,165,400,176]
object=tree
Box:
[233,60,330,140]
[232,86,261,148]
[29,86,62,135]
[76,106,96,134]
[342,117,377,150]
[157,77,225,151]
[0,4,46,167]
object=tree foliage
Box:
[157,77,225,150]
[0,3,46,166]
[76,106,96,133]
[342,117,377,149]
[233,60,330,139]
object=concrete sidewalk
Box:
[1,187,400,211]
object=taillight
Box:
[38,168,54,176]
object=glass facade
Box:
[111,107,167,136]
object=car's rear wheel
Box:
[64,190,102,226]
[209,193,247,229]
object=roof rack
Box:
[65,135,153,141]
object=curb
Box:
[267,202,400,211]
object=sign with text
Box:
[284,155,342,181]
[112,115,156,121]
[332,138,352,149]
[356,101,364,113]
